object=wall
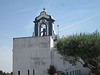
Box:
[13,36,53,75]
[51,48,89,75]
[13,36,89,75]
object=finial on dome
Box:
[43,8,45,11]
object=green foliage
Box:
[0,70,3,74]
[47,65,56,75]
[11,72,13,75]
[0,70,12,75]
[55,30,100,75]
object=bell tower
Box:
[33,9,55,36]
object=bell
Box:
[43,28,46,36]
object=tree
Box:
[55,31,100,75]
[47,65,56,75]
[0,70,3,74]
[11,72,13,75]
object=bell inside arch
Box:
[41,24,47,36]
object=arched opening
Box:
[41,24,47,36]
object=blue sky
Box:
[0,0,100,72]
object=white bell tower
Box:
[33,9,55,37]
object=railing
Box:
[55,69,90,75]
[66,70,81,75]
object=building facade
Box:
[13,10,89,75]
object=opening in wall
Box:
[18,71,20,75]
[28,70,29,75]
[33,69,35,75]
[41,24,47,36]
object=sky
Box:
[0,0,100,73]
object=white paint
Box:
[13,36,52,75]
[38,19,49,36]
[13,10,89,75]
[13,36,89,75]
[37,11,49,20]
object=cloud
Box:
[15,8,36,14]
[56,15,97,32]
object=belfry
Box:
[33,9,55,36]
[13,10,89,75]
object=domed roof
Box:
[34,9,55,23]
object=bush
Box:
[47,65,56,75]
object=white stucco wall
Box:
[13,36,89,75]
[51,48,89,75]
[13,36,54,75]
